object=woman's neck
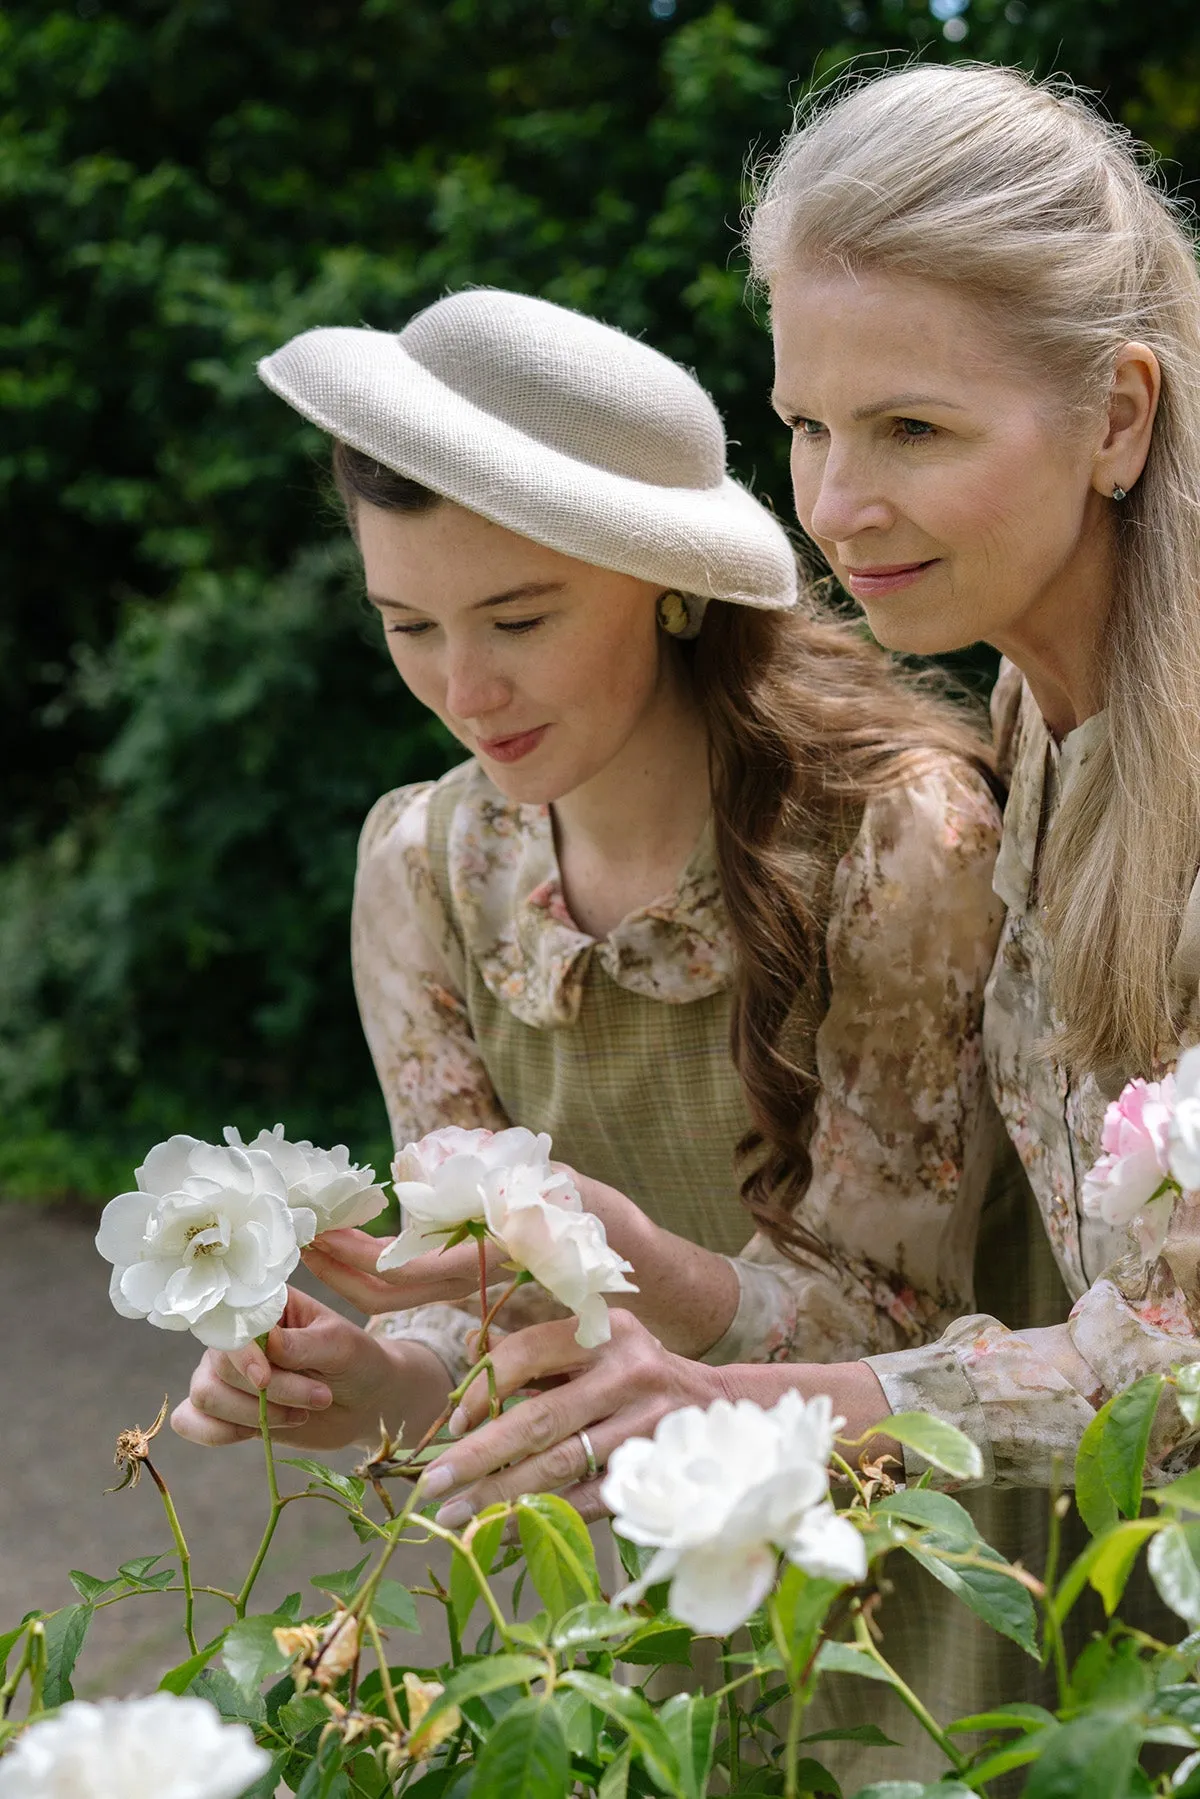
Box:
[551,658,712,939]
[990,526,1114,741]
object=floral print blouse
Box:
[868,665,1200,1486]
[351,751,1007,1386]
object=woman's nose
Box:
[442,648,511,723]
[805,449,894,545]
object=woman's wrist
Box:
[711,1358,899,1463]
[371,1337,455,1447]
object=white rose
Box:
[223,1123,387,1234]
[1170,1045,1200,1191]
[602,1392,854,1635]
[0,1694,270,1799]
[96,1136,301,1350]
[376,1125,569,1271]
[485,1164,637,1347]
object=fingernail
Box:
[448,1407,468,1438]
[284,1409,309,1425]
[435,1498,475,1529]
[309,1386,332,1409]
[421,1464,455,1499]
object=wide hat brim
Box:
[258,324,797,610]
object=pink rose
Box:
[1081,1075,1176,1228]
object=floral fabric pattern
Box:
[352,753,1006,1388]
[869,663,1200,1486]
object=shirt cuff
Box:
[865,1330,997,1488]
[366,1303,475,1387]
[699,1257,796,1366]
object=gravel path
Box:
[0,1203,452,1699]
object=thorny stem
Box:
[376,1354,499,1481]
[145,1459,198,1655]
[768,1596,807,1799]
[235,1382,283,1619]
[1042,1474,1071,1708]
[852,1611,966,1773]
[418,1516,515,1646]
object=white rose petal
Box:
[486,1165,637,1346]
[224,1123,387,1237]
[96,1136,300,1350]
[1171,1046,1200,1191]
[0,1693,270,1799]
[604,1391,858,1636]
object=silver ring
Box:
[577,1428,599,1481]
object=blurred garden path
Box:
[0,1203,451,1698]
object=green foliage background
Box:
[6,0,1200,1198]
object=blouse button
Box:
[1050,1192,1070,1218]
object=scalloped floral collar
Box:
[442,763,732,1029]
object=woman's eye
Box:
[385,620,433,636]
[792,417,827,439]
[494,616,545,635]
[896,417,936,443]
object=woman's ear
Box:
[1091,341,1161,498]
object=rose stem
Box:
[145,1460,198,1654]
[851,1610,965,1771]
[234,1354,284,1619]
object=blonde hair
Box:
[747,62,1200,1077]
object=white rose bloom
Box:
[485,1164,637,1347]
[0,1693,270,1799]
[376,1125,566,1270]
[1170,1045,1200,1191]
[96,1136,301,1350]
[603,1392,858,1635]
[223,1123,387,1234]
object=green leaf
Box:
[875,1490,1038,1656]
[660,1693,719,1799]
[417,1653,547,1734]
[1175,1361,1200,1428]
[1149,1523,1200,1624]
[188,1667,266,1725]
[559,1669,681,1790]
[1152,1467,1200,1512]
[67,1570,122,1603]
[1101,1374,1165,1518]
[371,1579,418,1631]
[469,1696,569,1799]
[236,1754,290,1799]
[550,1601,639,1652]
[598,1742,631,1799]
[947,1702,1056,1734]
[42,1604,92,1706]
[813,1642,898,1683]
[0,1623,30,1682]
[790,1760,841,1797]
[222,1614,293,1696]
[311,1556,370,1604]
[1075,1399,1121,1536]
[882,1412,983,1481]
[158,1632,226,1694]
[449,1505,507,1636]
[773,1565,841,1675]
[800,1724,899,1747]
[1086,1519,1161,1615]
[278,1691,331,1740]
[117,1552,173,1584]
[279,1456,366,1509]
[616,1620,694,1666]
[515,1493,600,1622]
[1023,1713,1142,1799]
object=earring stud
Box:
[1112,484,1128,502]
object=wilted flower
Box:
[377,1126,558,1269]
[403,1673,460,1759]
[108,1395,170,1493]
[602,1391,866,1635]
[1081,1076,1176,1228]
[485,1164,637,1347]
[1170,1046,1200,1191]
[96,1136,302,1350]
[223,1124,387,1234]
[0,1693,270,1798]
[274,1610,359,1692]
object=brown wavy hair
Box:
[333,439,998,1261]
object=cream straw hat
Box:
[257,288,797,611]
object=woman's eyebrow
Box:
[769,390,966,422]
[366,580,565,614]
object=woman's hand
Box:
[169,1286,452,1452]
[418,1309,727,1525]
[300,1228,503,1317]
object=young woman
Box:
[171,287,1007,1464]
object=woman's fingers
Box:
[448,1318,595,1436]
[300,1243,411,1312]
[169,1348,316,1445]
[304,1231,496,1310]
[429,1411,627,1525]
[169,1400,259,1448]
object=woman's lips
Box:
[843,560,938,599]
[477,725,549,764]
